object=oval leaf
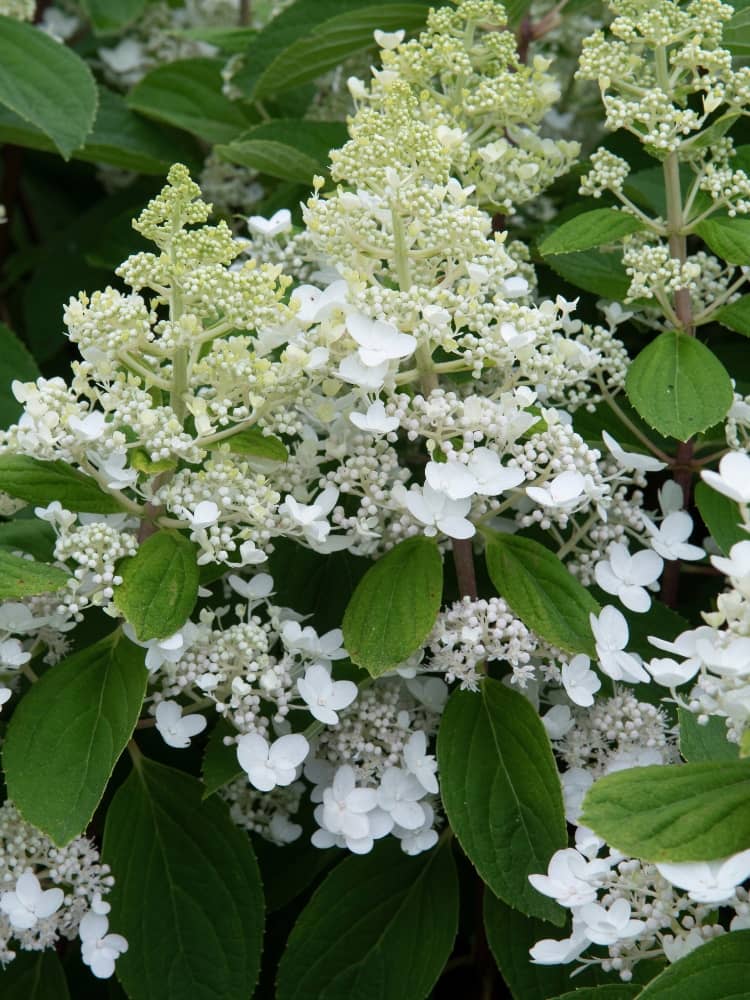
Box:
[694,480,746,556]
[0,951,70,999]
[694,215,750,265]
[217,119,347,184]
[224,425,289,462]
[0,323,39,430]
[276,838,458,1000]
[0,15,97,159]
[625,331,733,441]
[343,536,443,676]
[544,249,631,300]
[714,294,750,337]
[484,531,600,657]
[103,758,264,1000]
[438,678,567,923]
[539,208,645,256]
[0,455,125,513]
[637,929,750,999]
[581,759,750,862]
[4,633,147,846]
[0,549,70,600]
[678,708,738,763]
[114,530,199,642]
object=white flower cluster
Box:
[0,802,126,979]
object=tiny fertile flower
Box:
[594,541,663,613]
[247,208,291,238]
[79,912,128,979]
[561,654,601,707]
[602,430,667,473]
[656,849,750,904]
[701,451,750,504]
[349,400,399,434]
[403,730,439,794]
[297,663,357,724]
[154,700,207,749]
[0,871,64,930]
[589,605,649,683]
[237,732,309,792]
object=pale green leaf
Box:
[0,549,70,600]
[695,215,750,264]
[216,119,347,183]
[678,709,739,763]
[714,295,750,337]
[103,759,264,1000]
[539,209,645,256]
[484,531,600,657]
[636,930,750,999]
[4,632,147,846]
[581,759,750,861]
[224,425,289,462]
[625,331,733,441]
[0,16,97,158]
[438,678,567,923]
[113,531,199,642]
[342,536,443,676]
[0,455,126,513]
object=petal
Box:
[629,549,664,585]
[594,561,621,595]
[34,887,64,919]
[620,585,651,614]
[14,872,42,908]
[180,714,207,738]
[270,733,309,769]
[245,763,277,792]
[236,733,270,770]
[328,679,358,710]
[347,788,378,813]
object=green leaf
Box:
[276,838,458,1000]
[694,480,746,556]
[438,678,567,923]
[216,119,348,183]
[177,25,258,53]
[539,209,645,256]
[544,249,631,300]
[625,331,734,441]
[0,323,39,429]
[694,215,750,264]
[81,0,146,33]
[636,930,750,999]
[549,989,639,1000]
[127,58,252,144]
[114,531,199,642]
[254,831,338,913]
[4,632,147,846]
[0,455,126,513]
[0,518,56,562]
[0,951,70,999]
[679,708,739,763]
[725,5,750,56]
[581,759,750,861]
[0,549,70,600]
[234,0,432,100]
[103,758,264,1000]
[714,295,750,337]
[202,719,243,797]
[342,536,443,676]
[0,89,201,175]
[484,531,600,657]
[0,16,97,158]
[224,425,289,462]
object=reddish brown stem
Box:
[452,537,478,601]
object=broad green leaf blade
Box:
[234,0,432,100]
[438,679,567,923]
[636,930,750,999]
[103,759,264,1000]
[678,708,739,763]
[0,90,201,174]
[695,215,750,264]
[0,549,70,600]
[625,331,733,441]
[276,838,458,1000]
[0,455,126,513]
[714,295,750,337]
[4,633,147,846]
[725,5,750,56]
[81,0,146,33]
[544,249,631,300]
[0,950,70,999]
[224,425,289,462]
[217,119,348,183]
[202,719,243,797]
[0,16,97,158]
[0,323,39,429]
[114,531,199,642]
[484,532,600,657]
[539,209,645,256]
[0,519,56,562]
[342,536,443,676]
[127,58,252,144]
[254,831,338,913]
[694,480,746,556]
[581,760,750,861]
